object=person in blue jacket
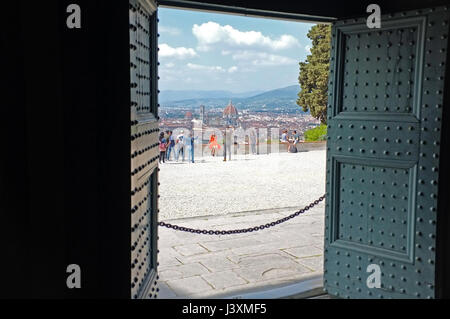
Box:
[186,132,197,163]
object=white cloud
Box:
[228,66,238,73]
[164,62,175,68]
[159,43,197,59]
[186,63,238,74]
[158,26,181,36]
[187,63,225,72]
[192,22,300,52]
[231,51,297,66]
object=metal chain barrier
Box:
[158,194,325,235]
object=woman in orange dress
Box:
[208,134,221,156]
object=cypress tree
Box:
[297,24,331,124]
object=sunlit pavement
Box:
[159,149,326,220]
[157,202,325,298]
[156,148,326,298]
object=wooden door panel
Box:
[324,6,449,298]
[129,0,159,299]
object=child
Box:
[209,134,220,157]
[159,132,167,163]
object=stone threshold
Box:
[205,274,325,299]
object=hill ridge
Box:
[160,85,302,111]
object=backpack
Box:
[159,138,167,151]
[288,144,298,153]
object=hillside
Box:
[248,85,300,100]
[243,85,300,109]
[159,89,264,103]
[160,85,302,112]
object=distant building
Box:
[223,100,239,127]
[199,105,206,123]
[198,101,240,128]
[307,122,321,128]
[185,111,193,120]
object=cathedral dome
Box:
[223,101,238,117]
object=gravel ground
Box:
[159,150,326,220]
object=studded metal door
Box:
[324,6,449,298]
[130,0,159,299]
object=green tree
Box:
[297,24,331,124]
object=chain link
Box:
[158,194,325,235]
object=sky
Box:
[158,7,316,93]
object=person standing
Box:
[209,134,220,157]
[186,132,196,163]
[166,131,175,161]
[159,132,167,163]
[280,129,288,142]
[280,129,289,152]
[176,130,186,162]
[293,130,300,146]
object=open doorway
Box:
[155,5,329,299]
[130,0,450,301]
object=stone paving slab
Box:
[283,246,323,259]
[232,262,311,283]
[202,270,248,290]
[199,256,239,272]
[166,276,214,296]
[158,247,183,267]
[200,237,265,252]
[159,262,211,281]
[231,241,302,256]
[296,256,324,272]
[157,204,325,299]
[173,243,209,256]
[173,250,236,265]
[269,230,324,246]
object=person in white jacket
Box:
[175,130,186,162]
